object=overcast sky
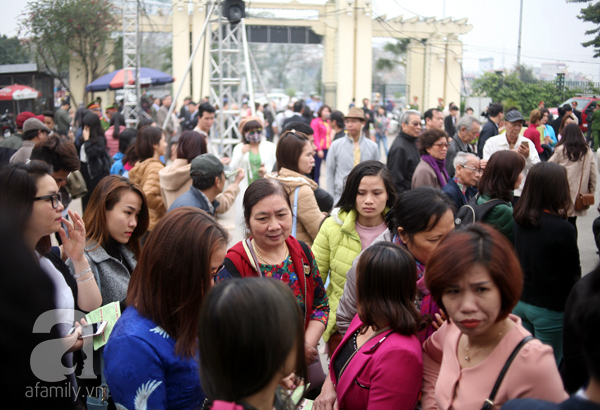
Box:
[2,0,599,80]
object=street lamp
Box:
[222,0,246,25]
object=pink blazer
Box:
[330,315,423,410]
[422,314,568,410]
[311,117,331,151]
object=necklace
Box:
[464,322,507,362]
[252,239,288,265]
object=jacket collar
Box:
[84,239,136,265]
[189,185,220,215]
[399,131,418,142]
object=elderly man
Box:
[446,114,481,176]
[387,109,422,195]
[10,118,50,164]
[442,152,480,211]
[482,110,540,203]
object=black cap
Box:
[504,110,524,123]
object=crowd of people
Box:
[3,92,600,410]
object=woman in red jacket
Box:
[311,105,332,185]
[314,242,423,410]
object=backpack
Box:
[454,194,509,228]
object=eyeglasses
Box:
[211,264,225,279]
[432,142,450,148]
[33,192,62,209]
[409,122,421,127]
[461,164,483,174]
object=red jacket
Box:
[330,315,423,410]
[524,124,543,154]
[224,237,315,330]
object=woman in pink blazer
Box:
[310,105,332,185]
[422,224,568,410]
[314,242,423,410]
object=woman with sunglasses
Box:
[411,129,450,189]
[104,207,229,410]
[0,161,102,403]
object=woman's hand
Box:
[258,164,267,178]
[242,144,251,154]
[279,372,303,390]
[317,150,324,159]
[65,318,88,353]
[304,341,318,365]
[431,311,447,331]
[59,209,86,263]
[82,126,90,142]
[233,168,246,184]
[220,157,231,165]
[314,375,338,410]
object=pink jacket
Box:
[210,401,244,410]
[422,314,568,410]
[311,117,331,151]
[330,315,423,410]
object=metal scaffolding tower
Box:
[122,0,141,128]
[208,4,245,157]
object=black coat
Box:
[441,178,477,212]
[387,131,420,195]
[477,119,499,158]
[444,114,456,137]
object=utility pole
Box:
[516,0,523,68]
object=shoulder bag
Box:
[480,336,534,410]
[574,152,595,211]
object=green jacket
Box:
[312,207,388,342]
[591,109,600,131]
[477,193,514,243]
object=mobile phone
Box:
[225,169,240,178]
[520,141,527,148]
[66,321,108,339]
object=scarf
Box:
[393,234,440,344]
[421,154,449,187]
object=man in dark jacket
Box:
[551,104,573,136]
[572,101,583,125]
[283,101,310,128]
[444,104,459,137]
[477,103,504,157]
[446,114,480,176]
[442,152,479,211]
[169,153,225,215]
[387,110,422,195]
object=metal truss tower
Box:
[208,3,245,157]
[122,0,141,128]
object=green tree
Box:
[0,35,30,65]
[572,0,600,57]
[376,38,410,71]
[19,0,118,103]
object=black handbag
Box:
[480,336,534,410]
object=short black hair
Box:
[22,129,41,141]
[293,101,304,113]
[191,171,223,191]
[424,108,440,121]
[392,187,455,239]
[118,129,137,154]
[198,102,216,118]
[489,103,504,117]
[330,110,345,129]
[42,110,54,118]
[563,104,573,112]
[282,121,314,136]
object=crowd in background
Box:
[2,90,600,410]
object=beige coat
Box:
[549,146,597,217]
[158,158,239,213]
[266,168,326,246]
[129,158,166,231]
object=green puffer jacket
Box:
[312,207,388,342]
[477,193,515,243]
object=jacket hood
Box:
[265,168,318,190]
[158,158,191,191]
[129,157,164,182]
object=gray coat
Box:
[336,229,392,335]
[326,135,380,204]
[66,241,136,305]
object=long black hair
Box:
[555,123,590,162]
[109,112,125,140]
[335,160,395,211]
[82,112,106,145]
[513,162,572,228]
